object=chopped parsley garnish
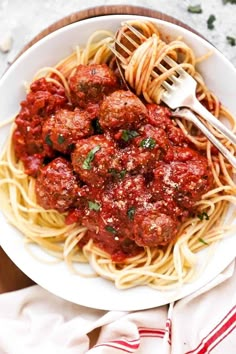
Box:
[57,134,65,144]
[82,145,101,170]
[88,201,101,211]
[45,134,53,146]
[197,211,209,221]
[105,225,117,234]
[226,36,236,46]
[109,168,127,179]
[199,237,209,245]
[127,206,136,220]
[187,4,203,13]
[121,130,139,142]
[140,137,156,149]
[119,170,127,179]
[207,15,216,30]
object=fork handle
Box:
[190,98,236,146]
[176,108,236,169]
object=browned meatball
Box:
[147,104,187,146]
[132,210,178,247]
[146,103,172,129]
[108,174,151,209]
[71,135,120,186]
[118,124,169,173]
[99,90,147,130]
[151,159,213,209]
[42,109,93,154]
[119,146,157,174]
[35,157,80,212]
[69,64,118,107]
[137,124,169,151]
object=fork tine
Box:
[114,39,133,56]
[163,55,178,67]
[122,22,147,40]
[162,56,186,77]
[119,31,139,48]
[111,23,148,68]
[106,43,128,65]
[157,63,180,84]
[162,81,173,91]
[157,63,167,72]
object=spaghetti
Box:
[0,21,236,290]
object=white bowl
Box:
[0,15,236,311]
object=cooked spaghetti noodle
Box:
[0,21,236,290]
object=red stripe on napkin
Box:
[94,342,137,353]
[94,326,170,352]
[139,327,166,336]
[139,325,171,344]
[186,305,236,354]
[94,338,140,353]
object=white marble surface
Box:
[0,0,235,77]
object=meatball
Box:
[146,103,187,146]
[109,174,151,208]
[69,64,118,107]
[146,103,171,129]
[35,157,80,212]
[115,123,168,174]
[171,160,213,208]
[150,158,213,210]
[164,146,204,163]
[99,90,147,130]
[71,135,120,186]
[139,124,169,147]
[120,146,157,174]
[13,78,67,176]
[42,108,93,154]
[132,209,178,247]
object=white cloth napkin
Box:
[0,261,235,354]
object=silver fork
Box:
[108,22,236,168]
[160,55,236,145]
[172,108,236,168]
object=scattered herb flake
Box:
[140,137,156,149]
[109,168,127,179]
[197,211,209,221]
[207,14,216,30]
[121,130,139,142]
[105,225,117,234]
[82,145,101,170]
[127,206,136,220]
[119,170,127,179]
[45,134,53,146]
[226,36,236,46]
[187,4,203,13]
[57,134,65,144]
[88,201,101,211]
[199,237,209,245]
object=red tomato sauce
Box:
[13,65,213,261]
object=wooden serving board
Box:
[0,5,200,294]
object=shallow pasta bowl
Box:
[0,14,236,311]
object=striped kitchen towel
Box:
[0,260,235,354]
